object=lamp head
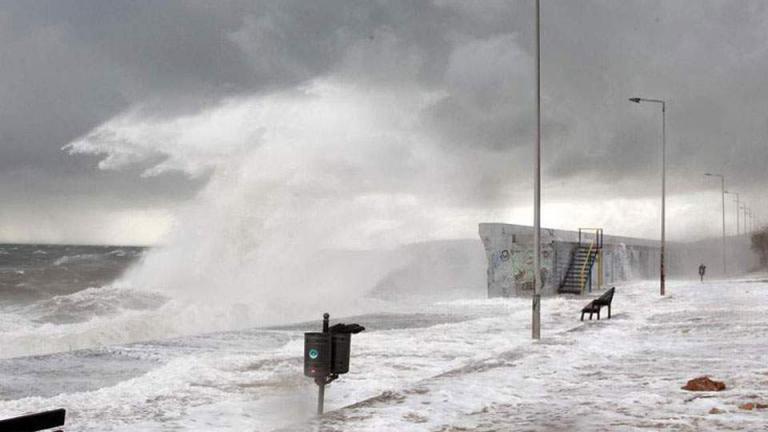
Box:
[628,97,641,103]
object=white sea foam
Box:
[5,280,763,430]
[53,254,103,266]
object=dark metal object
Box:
[328,323,365,334]
[304,313,364,416]
[580,287,615,321]
[303,332,331,378]
[0,409,66,432]
[331,333,351,374]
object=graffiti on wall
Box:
[489,244,553,295]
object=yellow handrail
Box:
[579,240,594,295]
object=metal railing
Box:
[578,228,604,294]
[578,227,603,248]
[579,240,595,294]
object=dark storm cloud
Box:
[540,1,768,194]
[1,0,768,243]
[0,1,505,171]
[0,0,534,229]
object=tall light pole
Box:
[755,211,760,232]
[746,205,752,234]
[532,0,541,340]
[741,204,748,236]
[746,208,750,234]
[629,97,666,296]
[705,173,727,274]
[725,190,740,235]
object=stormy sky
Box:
[1,0,767,245]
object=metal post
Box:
[317,383,325,415]
[629,97,666,295]
[747,208,750,234]
[742,205,747,236]
[705,173,727,274]
[735,193,740,235]
[731,192,740,236]
[720,176,726,274]
[753,211,757,232]
[660,102,666,296]
[317,313,330,416]
[597,229,603,289]
[532,0,541,340]
[745,208,748,234]
[598,248,603,289]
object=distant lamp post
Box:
[705,173,727,274]
[725,190,740,235]
[629,97,666,296]
[741,204,748,236]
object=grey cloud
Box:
[2,0,768,243]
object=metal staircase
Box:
[559,228,603,295]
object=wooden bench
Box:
[0,409,66,431]
[580,287,615,321]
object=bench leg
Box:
[581,312,585,321]
[589,312,593,320]
[597,309,600,320]
[608,305,611,319]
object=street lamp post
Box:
[741,205,748,236]
[725,191,740,235]
[743,205,751,234]
[629,97,666,296]
[532,0,541,340]
[755,211,759,232]
[705,173,727,274]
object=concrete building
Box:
[479,223,759,298]
[479,223,660,297]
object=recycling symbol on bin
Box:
[308,348,319,359]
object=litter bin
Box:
[304,332,331,378]
[331,332,351,374]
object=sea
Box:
[1,244,766,431]
[0,241,504,431]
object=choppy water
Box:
[1,245,766,431]
[0,244,143,304]
[0,241,494,430]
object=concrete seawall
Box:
[479,223,758,297]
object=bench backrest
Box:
[594,287,615,305]
[0,409,66,431]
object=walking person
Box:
[698,263,706,282]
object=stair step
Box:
[560,245,600,291]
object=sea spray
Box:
[62,80,473,342]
